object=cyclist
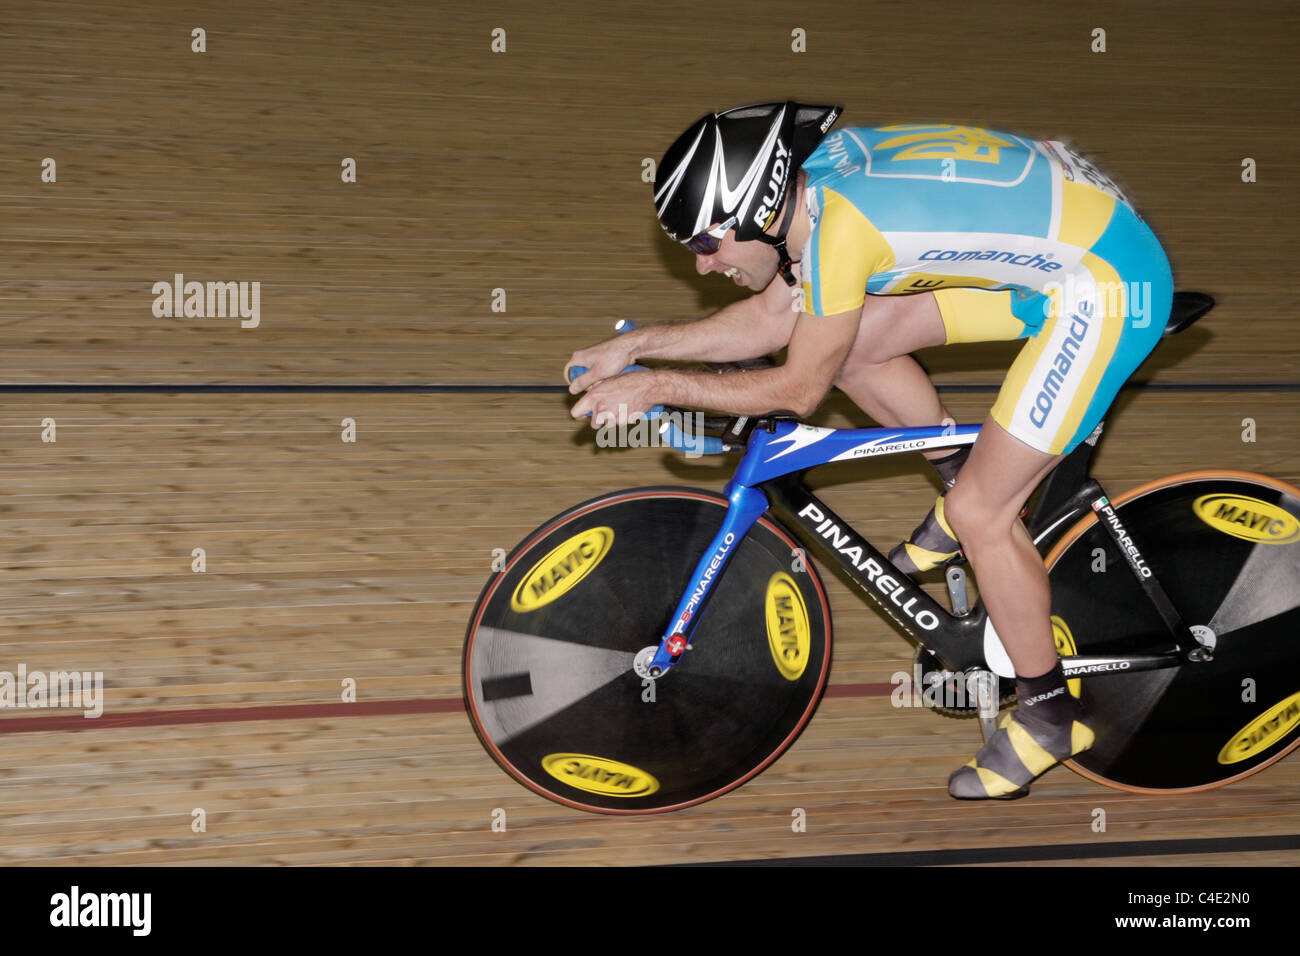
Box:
[565,102,1174,799]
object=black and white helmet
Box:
[653,101,842,244]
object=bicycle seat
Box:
[1162,291,1214,337]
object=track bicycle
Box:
[463,292,1300,812]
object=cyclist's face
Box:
[694,228,778,291]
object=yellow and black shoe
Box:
[889,495,963,575]
[947,710,1095,800]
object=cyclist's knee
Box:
[834,353,887,387]
[943,483,1018,550]
[940,485,978,543]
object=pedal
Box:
[912,646,1015,720]
[967,669,1001,743]
[945,566,970,616]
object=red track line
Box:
[0,683,892,735]
[0,697,466,734]
[824,682,894,699]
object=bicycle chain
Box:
[911,644,1017,719]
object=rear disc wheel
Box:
[1046,472,1300,792]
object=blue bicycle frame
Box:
[643,417,1190,680]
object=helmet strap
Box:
[756,186,801,287]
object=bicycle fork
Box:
[634,484,771,680]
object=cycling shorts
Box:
[932,201,1174,455]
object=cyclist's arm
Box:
[640,305,862,418]
[625,275,800,364]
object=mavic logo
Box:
[541,754,660,797]
[1194,495,1300,545]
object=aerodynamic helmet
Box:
[653,101,841,284]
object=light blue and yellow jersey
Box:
[797,123,1174,455]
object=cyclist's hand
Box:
[564,337,635,394]
[571,371,658,428]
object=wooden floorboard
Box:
[0,0,1296,866]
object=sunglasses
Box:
[683,216,737,255]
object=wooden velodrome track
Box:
[2,0,1297,865]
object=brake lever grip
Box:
[568,320,666,417]
[570,321,727,453]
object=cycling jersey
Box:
[797,123,1173,454]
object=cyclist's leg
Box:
[871,289,1033,571]
[946,420,1062,672]
[832,289,1025,477]
[940,319,1097,798]
[832,292,951,448]
[946,211,1176,658]
[944,231,1174,798]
